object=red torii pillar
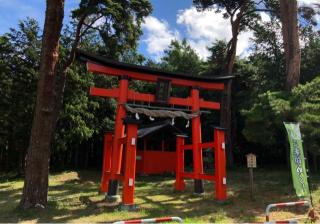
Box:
[107,75,129,200]
[100,131,113,193]
[214,127,227,200]
[175,135,186,190]
[121,118,140,209]
[191,87,204,194]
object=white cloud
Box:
[260,12,271,23]
[315,14,320,23]
[177,7,231,42]
[298,0,320,31]
[142,16,180,60]
[142,6,266,60]
[177,7,253,59]
[298,0,320,7]
[188,39,212,59]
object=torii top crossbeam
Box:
[77,49,233,88]
[76,49,233,110]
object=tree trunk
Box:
[74,148,79,169]
[85,144,90,169]
[279,0,301,90]
[313,153,318,172]
[221,3,246,167]
[225,30,239,75]
[18,144,25,176]
[20,0,64,209]
[0,146,3,171]
[4,144,9,171]
[220,80,234,166]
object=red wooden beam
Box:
[181,172,216,181]
[128,90,193,107]
[107,173,123,181]
[118,137,127,145]
[89,87,220,110]
[200,142,215,149]
[199,174,216,181]
[199,99,220,110]
[128,90,155,102]
[90,87,119,98]
[181,144,193,150]
[87,62,225,91]
[181,172,194,179]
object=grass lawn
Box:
[0,168,319,223]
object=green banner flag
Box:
[284,122,310,197]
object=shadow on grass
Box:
[0,169,316,223]
[127,169,309,223]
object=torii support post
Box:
[100,131,113,193]
[175,135,187,191]
[121,118,140,209]
[191,87,204,194]
[214,127,227,201]
[107,75,129,200]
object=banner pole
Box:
[303,145,314,207]
[299,125,314,207]
[304,152,318,221]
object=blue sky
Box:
[0,0,319,61]
[0,0,78,34]
[138,0,193,58]
[0,0,194,60]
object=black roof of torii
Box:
[76,49,234,83]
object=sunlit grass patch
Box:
[0,169,318,223]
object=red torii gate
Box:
[77,50,233,209]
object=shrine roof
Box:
[76,49,234,83]
[137,120,185,139]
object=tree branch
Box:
[81,15,104,36]
[225,4,233,17]
[241,8,276,19]
[231,4,243,18]
[63,15,86,70]
[245,22,262,35]
[254,0,264,7]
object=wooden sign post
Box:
[246,153,257,200]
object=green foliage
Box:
[242,76,320,155]
[53,25,118,154]
[72,0,152,59]
[0,1,319,171]
[242,91,290,146]
[0,0,152,169]
[54,64,96,152]
[300,38,320,83]
[292,76,320,154]
[160,39,203,74]
[0,18,41,171]
[244,19,285,92]
[205,40,228,75]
